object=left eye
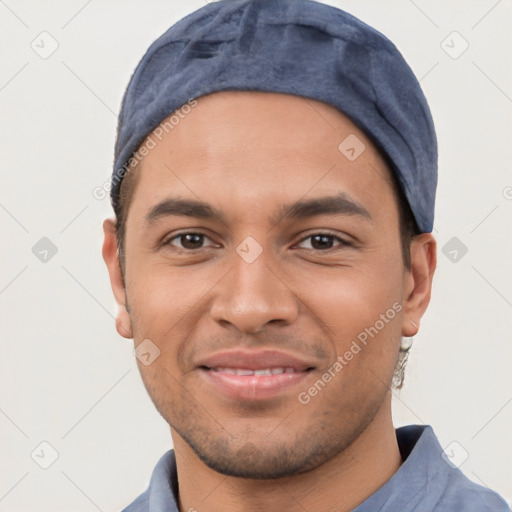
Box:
[296,233,351,251]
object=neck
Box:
[172,394,402,512]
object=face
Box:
[103,91,435,479]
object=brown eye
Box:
[164,232,216,250]
[297,233,352,251]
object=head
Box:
[102,89,436,478]
[112,94,421,389]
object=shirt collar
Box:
[353,424,440,511]
[136,424,500,512]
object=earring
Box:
[400,336,414,351]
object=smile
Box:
[196,349,316,401]
[209,367,300,375]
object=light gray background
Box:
[1,1,511,511]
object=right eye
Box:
[162,232,219,251]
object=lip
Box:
[197,349,315,401]
[197,349,314,371]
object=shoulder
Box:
[119,449,177,512]
[120,490,149,512]
[395,425,509,512]
[435,469,509,512]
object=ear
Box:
[102,218,133,339]
[401,233,437,337]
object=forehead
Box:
[125,91,397,224]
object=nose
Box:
[209,246,300,334]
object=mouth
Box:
[197,350,316,401]
[208,366,304,375]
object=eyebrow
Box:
[144,192,372,227]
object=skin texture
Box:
[103,91,436,512]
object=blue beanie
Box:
[112,0,437,232]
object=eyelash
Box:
[162,231,353,252]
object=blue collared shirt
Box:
[121,425,508,511]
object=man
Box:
[102,1,509,510]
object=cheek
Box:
[298,263,403,332]
[299,265,404,384]
[125,262,220,379]
[126,260,208,327]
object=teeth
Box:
[234,369,254,376]
[255,368,271,375]
[212,367,295,375]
